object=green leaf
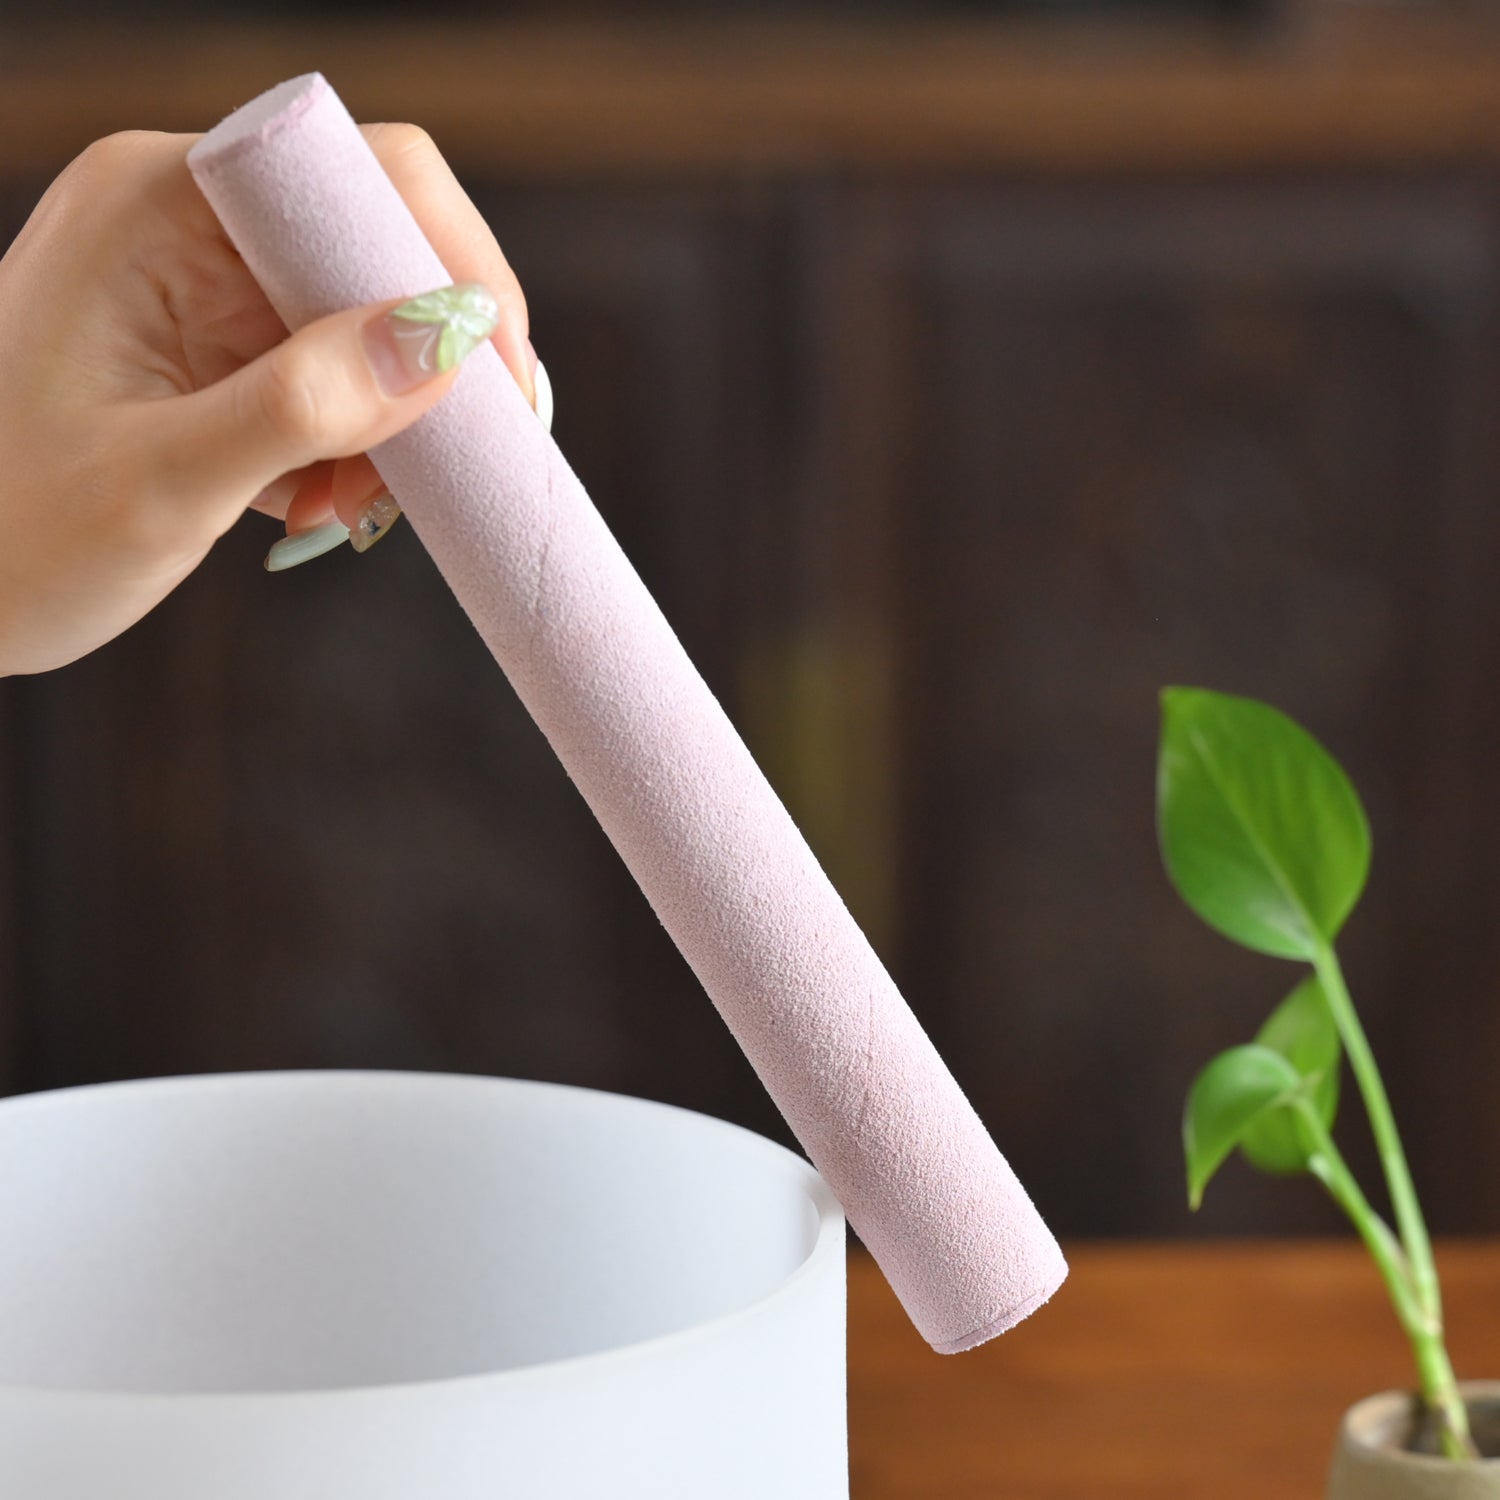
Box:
[1157,688,1371,960]
[1184,1044,1303,1209]
[1240,975,1342,1175]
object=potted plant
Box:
[1156,688,1500,1497]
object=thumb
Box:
[145,281,500,531]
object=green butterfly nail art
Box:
[390,282,500,373]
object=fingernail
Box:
[534,358,554,434]
[349,491,403,554]
[363,281,500,398]
[264,520,350,572]
[519,334,539,408]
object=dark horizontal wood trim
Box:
[4,12,1500,181]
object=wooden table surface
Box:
[847,1239,1500,1500]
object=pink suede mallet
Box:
[187,74,1067,1354]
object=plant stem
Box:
[1295,1105,1421,1330]
[1304,950,1476,1460]
[1299,1120,1477,1460]
[1311,949,1439,1320]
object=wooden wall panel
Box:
[0,177,57,1096]
[5,141,1500,1238]
[873,176,1500,1236]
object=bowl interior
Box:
[0,1072,824,1395]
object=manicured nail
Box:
[363,281,500,397]
[349,491,403,554]
[534,358,554,433]
[264,520,351,572]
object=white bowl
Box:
[0,1070,847,1498]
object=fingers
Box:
[327,455,387,531]
[115,124,545,568]
[136,282,501,538]
[361,123,538,409]
[282,460,338,532]
[276,456,393,564]
[248,465,322,522]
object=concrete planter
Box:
[1327,1383,1500,1499]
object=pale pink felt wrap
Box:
[187,73,1067,1353]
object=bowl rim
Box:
[0,1068,846,1406]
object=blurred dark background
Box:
[2,0,1499,1242]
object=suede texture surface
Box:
[186,74,1068,1353]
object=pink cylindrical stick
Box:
[188,74,1066,1353]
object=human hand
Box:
[0,123,553,676]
